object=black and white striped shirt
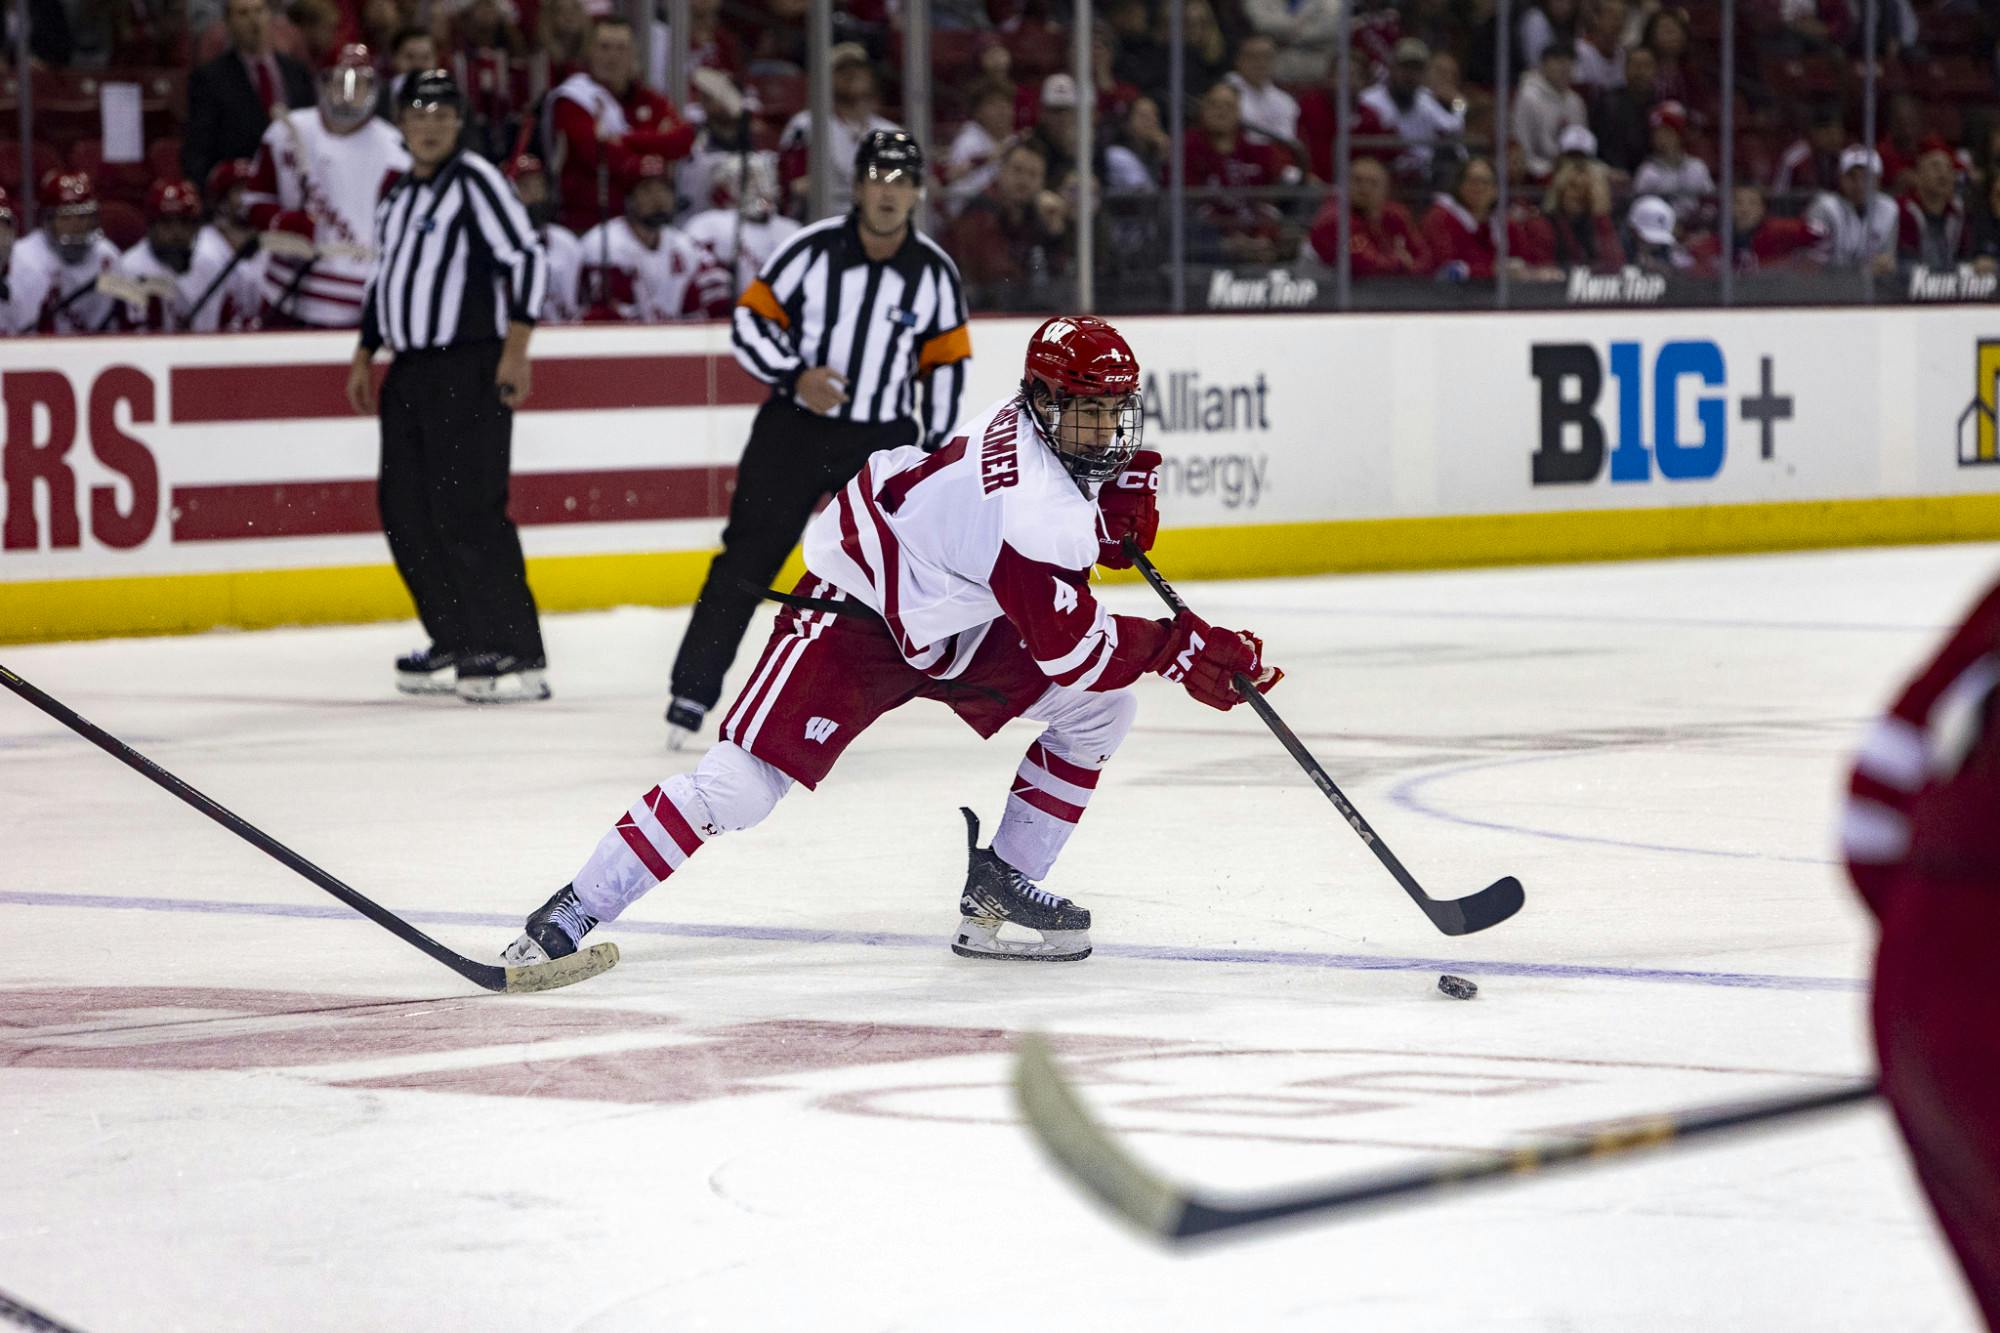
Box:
[360,150,547,354]
[733,213,971,448]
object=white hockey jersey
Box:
[8,230,122,334]
[680,207,801,295]
[249,109,411,327]
[539,223,582,323]
[111,239,209,332]
[191,225,268,331]
[574,217,728,321]
[802,394,1167,693]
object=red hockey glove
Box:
[1096,449,1162,570]
[1153,609,1284,711]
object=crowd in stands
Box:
[4,0,2000,330]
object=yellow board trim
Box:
[5,492,1999,645]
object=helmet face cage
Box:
[1024,378,1144,488]
[323,63,379,131]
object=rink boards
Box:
[1,307,1998,642]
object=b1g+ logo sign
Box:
[1529,341,1793,485]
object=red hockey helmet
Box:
[623,153,671,190]
[147,179,202,222]
[38,168,97,214]
[206,157,256,204]
[1021,316,1144,487]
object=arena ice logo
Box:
[1529,341,1793,485]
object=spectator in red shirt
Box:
[1303,155,1431,277]
[1769,102,1848,201]
[543,15,696,234]
[1184,79,1293,263]
[1726,184,1815,270]
[944,139,1072,308]
[1899,137,1971,270]
[682,0,744,78]
[1421,155,1544,280]
[1295,47,1397,184]
[536,0,591,83]
[1876,92,1923,194]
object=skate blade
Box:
[952,921,1092,963]
[502,941,619,992]
[395,672,458,695]
[458,670,551,704]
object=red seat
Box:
[1001,24,1066,81]
[0,139,64,198]
[148,138,186,184]
[68,139,152,207]
[99,199,146,250]
[748,71,806,123]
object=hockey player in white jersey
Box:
[9,170,121,334]
[504,153,582,323]
[679,153,800,293]
[109,180,214,332]
[502,316,1283,967]
[246,44,411,327]
[192,159,269,331]
[577,153,729,321]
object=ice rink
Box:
[2,543,1992,1332]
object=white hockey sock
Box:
[571,742,792,920]
[991,737,1104,882]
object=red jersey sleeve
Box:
[987,543,1171,693]
[1844,577,2000,914]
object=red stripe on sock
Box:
[615,815,675,881]
[1010,778,1086,824]
[648,787,707,857]
[1027,741,1101,789]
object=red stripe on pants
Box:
[1010,778,1086,824]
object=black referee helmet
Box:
[397,67,465,114]
[855,129,923,183]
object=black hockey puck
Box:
[1437,974,1478,1000]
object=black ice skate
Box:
[456,652,550,703]
[501,884,599,965]
[395,645,459,695]
[952,807,1092,962]
[664,696,708,750]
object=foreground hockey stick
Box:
[1014,1033,1879,1243]
[1124,543,1523,936]
[0,1286,84,1333]
[0,665,617,995]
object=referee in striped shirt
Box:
[346,69,553,704]
[665,128,972,746]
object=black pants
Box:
[377,342,544,661]
[669,397,917,709]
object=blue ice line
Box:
[0,889,1866,994]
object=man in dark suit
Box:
[183,0,318,188]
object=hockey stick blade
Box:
[1123,543,1523,935]
[0,663,619,996]
[1016,1033,1879,1244]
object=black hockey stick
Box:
[0,664,617,995]
[1014,1033,1880,1243]
[0,1285,85,1333]
[1124,542,1523,936]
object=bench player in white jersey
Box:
[502,316,1283,966]
[679,154,800,293]
[246,44,411,327]
[110,180,212,332]
[503,153,582,322]
[9,170,121,334]
[577,153,729,321]
[193,160,269,331]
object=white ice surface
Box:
[2,544,1992,1332]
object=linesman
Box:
[664,129,972,746]
[346,69,553,703]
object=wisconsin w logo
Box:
[804,717,840,744]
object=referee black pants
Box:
[669,398,918,709]
[377,343,545,662]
